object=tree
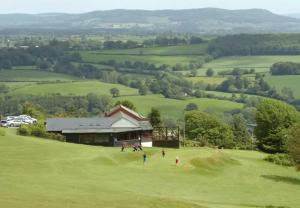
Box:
[185,103,199,111]
[22,102,45,120]
[110,88,120,97]
[191,69,198,77]
[185,111,234,148]
[231,114,252,149]
[206,68,214,77]
[148,108,162,127]
[138,84,148,96]
[288,125,300,170]
[115,100,137,111]
[87,94,112,115]
[255,99,299,153]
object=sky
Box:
[0,0,300,14]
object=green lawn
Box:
[265,75,300,99]
[0,69,79,82]
[114,94,243,119]
[94,44,208,56]
[10,81,139,96]
[200,55,300,75]
[1,128,300,208]
[80,52,204,66]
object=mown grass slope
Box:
[0,128,300,208]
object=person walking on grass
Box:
[143,152,147,165]
[176,156,180,166]
[162,149,165,158]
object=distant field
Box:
[0,69,79,82]
[199,55,300,75]
[95,44,208,56]
[187,76,226,84]
[114,94,243,119]
[1,128,300,208]
[266,75,300,99]
[80,52,204,66]
[10,81,139,96]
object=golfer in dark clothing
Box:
[143,153,147,164]
[162,149,166,158]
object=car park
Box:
[2,115,37,128]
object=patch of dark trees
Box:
[0,93,113,117]
[218,68,255,76]
[271,62,300,75]
[208,34,300,57]
[102,36,204,49]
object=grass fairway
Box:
[1,128,300,208]
[200,55,300,75]
[114,95,243,119]
[265,75,300,99]
[10,81,139,96]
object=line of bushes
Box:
[264,154,294,167]
[18,123,65,142]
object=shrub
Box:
[185,111,234,148]
[30,123,48,138]
[180,140,206,147]
[18,123,65,142]
[18,125,32,136]
[264,154,294,167]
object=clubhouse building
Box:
[46,105,153,147]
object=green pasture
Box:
[199,55,300,75]
[265,75,300,99]
[0,128,299,208]
[96,44,208,56]
[114,94,243,119]
[9,81,139,96]
[187,76,226,85]
[0,69,79,82]
[80,52,204,66]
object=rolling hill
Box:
[1,8,300,34]
[1,128,300,208]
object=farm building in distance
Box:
[46,105,153,147]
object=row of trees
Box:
[218,68,256,76]
[208,34,300,57]
[101,36,205,50]
[185,111,252,149]
[184,99,300,169]
[271,62,300,75]
[0,94,113,117]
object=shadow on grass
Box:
[262,175,300,186]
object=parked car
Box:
[19,115,37,124]
[0,120,8,127]
[6,119,27,128]
[6,116,18,121]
